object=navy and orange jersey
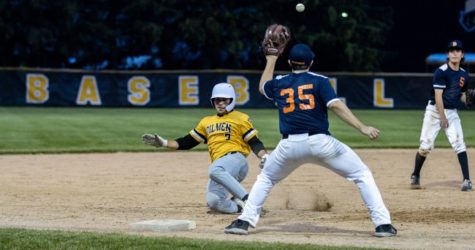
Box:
[261,72,339,136]
[189,110,258,161]
[430,63,469,109]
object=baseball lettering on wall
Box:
[227,75,250,105]
[127,76,151,106]
[373,78,394,108]
[26,73,49,104]
[2,69,441,108]
[179,75,199,105]
[76,75,102,106]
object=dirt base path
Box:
[1,149,474,249]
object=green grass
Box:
[327,109,469,148]
[0,228,385,250]
[0,107,473,154]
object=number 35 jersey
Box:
[189,110,257,161]
[262,72,339,136]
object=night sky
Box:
[382,0,474,72]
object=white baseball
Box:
[296,3,305,12]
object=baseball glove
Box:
[261,24,291,56]
[466,89,475,108]
[142,133,168,147]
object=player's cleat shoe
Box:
[410,175,421,189]
[374,224,397,237]
[461,179,472,191]
[224,219,249,235]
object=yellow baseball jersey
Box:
[189,110,258,162]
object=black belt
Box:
[223,151,239,157]
[282,132,318,139]
[428,100,455,109]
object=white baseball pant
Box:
[238,133,391,228]
[419,103,466,156]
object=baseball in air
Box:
[296,3,305,12]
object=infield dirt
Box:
[0,149,474,249]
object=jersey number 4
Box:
[280,84,315,113]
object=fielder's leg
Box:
[412,104,441,188]
[319,136,392,228]
[237,139,301,228]
[444,109,471,190]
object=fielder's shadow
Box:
[255,223,370,235]
[423,180,459,188]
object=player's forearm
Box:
[259,56,278,95]
[248,136,267,157]
[174,134,200,150]
[329,101,364,131]
[164,140,179,149]
[152,134,198,150]
[435,103,446,120]
[434,91,447,119]
[461,92,467,104]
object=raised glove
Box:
[142,134,168,147]
[261,24,291,56]
[466,89,475,108]
[259,153,269,169]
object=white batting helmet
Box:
[210,82,236,112]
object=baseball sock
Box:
[457,151,470,180]
[412,152,426,177]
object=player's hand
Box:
[361,126,380,140]
[142,134,168,147]
[259,153,269,169]
[440,118,449,129]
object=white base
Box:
[129,219,196,232]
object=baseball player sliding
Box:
[142,83,268,214]
[224,39,397,237]
[410,40,472,191]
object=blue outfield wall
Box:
[0,68,472,109]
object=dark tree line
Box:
[0,0,393,71]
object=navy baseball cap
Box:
[288,43,315,66]
[447,40,463,51]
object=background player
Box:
[410,40,472,191]
[142,83,268,213]
[224,43,397,237]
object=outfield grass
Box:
[0,107,473,154]
[0,228,385,250]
